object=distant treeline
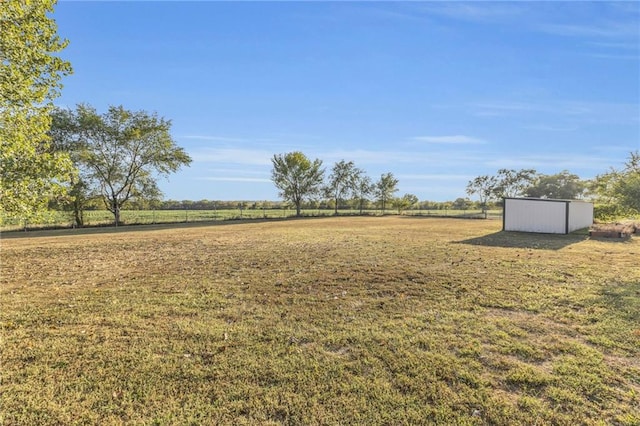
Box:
[137,198,494,212]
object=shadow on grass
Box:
[0,215,375,240]
[599,281,640,323]
[457,231,590,250]
[0,217,291,240]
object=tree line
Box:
[465,155,639,219]
[151,198,485,212]
[271,151,417,217]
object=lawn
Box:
[1,217,638,425]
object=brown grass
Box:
[1,217,639,425]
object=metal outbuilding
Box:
[503,198,594,234]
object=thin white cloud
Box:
[398,174,474,181]
[588,41,639,50]
[423,3,525,23]
[181,135,274,143]
[190,148,273,166]
[411,135,486,145]
[484,154,620,173]
[586,53,639,61]
[197,177,271,183]
[470,100,639,123]
[523,124,579,132]
[540,21,640,39]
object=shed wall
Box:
[567,202,594,232]
[504,199,567,234]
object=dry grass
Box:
[1,217,639,425]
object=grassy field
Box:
[0,208,495,231]
[1,217,638,425]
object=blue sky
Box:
[54,1,639,202]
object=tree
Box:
[324,160,361,215]
[493,168,537,199]
[49,107,97,226]
[353,174,374,215]
[452,197,472,210]
[271,151,324,217]
[392,193,418,214]
[592,151,640,216]
[0,0,73,222]
[50,104,192,225]
[524,170,586,200]
[374,172,399,213]
[466,175,498,217]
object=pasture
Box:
[1,217,638,425]
[0,208,495,231]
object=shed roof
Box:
[503,197,592,203]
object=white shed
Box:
[503,198,593,234]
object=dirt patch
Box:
[590,222,637,238]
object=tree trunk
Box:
[73,207,83,227]
[73,199,83,227]
[114,203,120,226]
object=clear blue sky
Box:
[53,1,639,202]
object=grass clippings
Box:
[1,217,639,425]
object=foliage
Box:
[324,160,362,215]
[493,168,537,199]
[49,107,99,226]
[592,151,640,218]
[466,175,498,215]
[451,197,473,210]
[49,104,192,225]
[392,193,418,214]
[353,174,374,214]
[374,172,399,212]
[2,218,638,424]
[0,0,73,222]
[524,171,586,200]
[271,151,325,217]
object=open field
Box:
[0,209,497,232]
[1,217,639,425]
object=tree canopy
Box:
[524,171,586,200]
[50,104,192,225]
[466,175,498,216]
[324,160,362,215]
[493,168,537,199]
[271,152,324,217]
[0,0,73,222]
[592,151,640,217]
[374,172,399,212]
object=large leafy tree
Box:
[592,151,640,216]
[324,160,362,215]
[49,107,98,226]
[0,0,73,222]
[374,172,399,213]
[524,170,586,200]
[271,151,324,217]
[493,168,537,199]
[50,104,192,225]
